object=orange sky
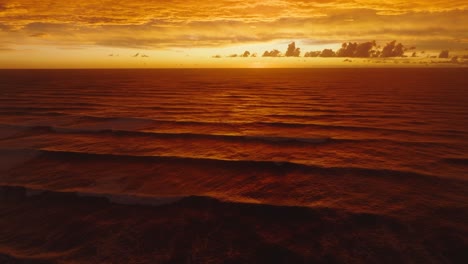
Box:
[1,0,467,68]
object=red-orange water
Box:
[0,69,467,263]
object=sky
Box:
[0,0,467,68]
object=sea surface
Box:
[0,68,467,263]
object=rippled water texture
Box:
[0,69,467,263]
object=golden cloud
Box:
[0,1,467,50]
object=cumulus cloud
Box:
[439,50,449,58]
[210,40,416,60]
[303,49,336,57]
[303,40,413,58]
[380,41,405,57]
[336,41,377,57]
[334,40,409,58]
[223,51,253,58]
[304,51,321,57]
[319,49,336,57]
[285,42,300,57]
[263,49,281,57]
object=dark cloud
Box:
[24,22,70,31]
[29,33,48,38]
[214,41,424,62]
[285,42,300,57]
[336,41,377,57]
[319,49,336,57]
[303,49,337,58]
[226,51,253,58]
[380,41,405,57]
[262,49,281,57]
[439,50,449,58]
[304,40,407,58]
[212,55,222,58]
[304,51,320,57]
[336,42,357,57]
[130,53,148,57]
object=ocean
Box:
[0,68,467,263]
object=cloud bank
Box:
[261,41,413,58]
[0,0,467,50]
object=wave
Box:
[0,253,53,264]
[0,106,96,112]
[1,113,433,135]
[0,111,69,117]
[0,123,454,147]
[0,184,466,264]
[4,124,331,144]
[2,148,458,183]
[442,158,468,165]
[0,185,185,207]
